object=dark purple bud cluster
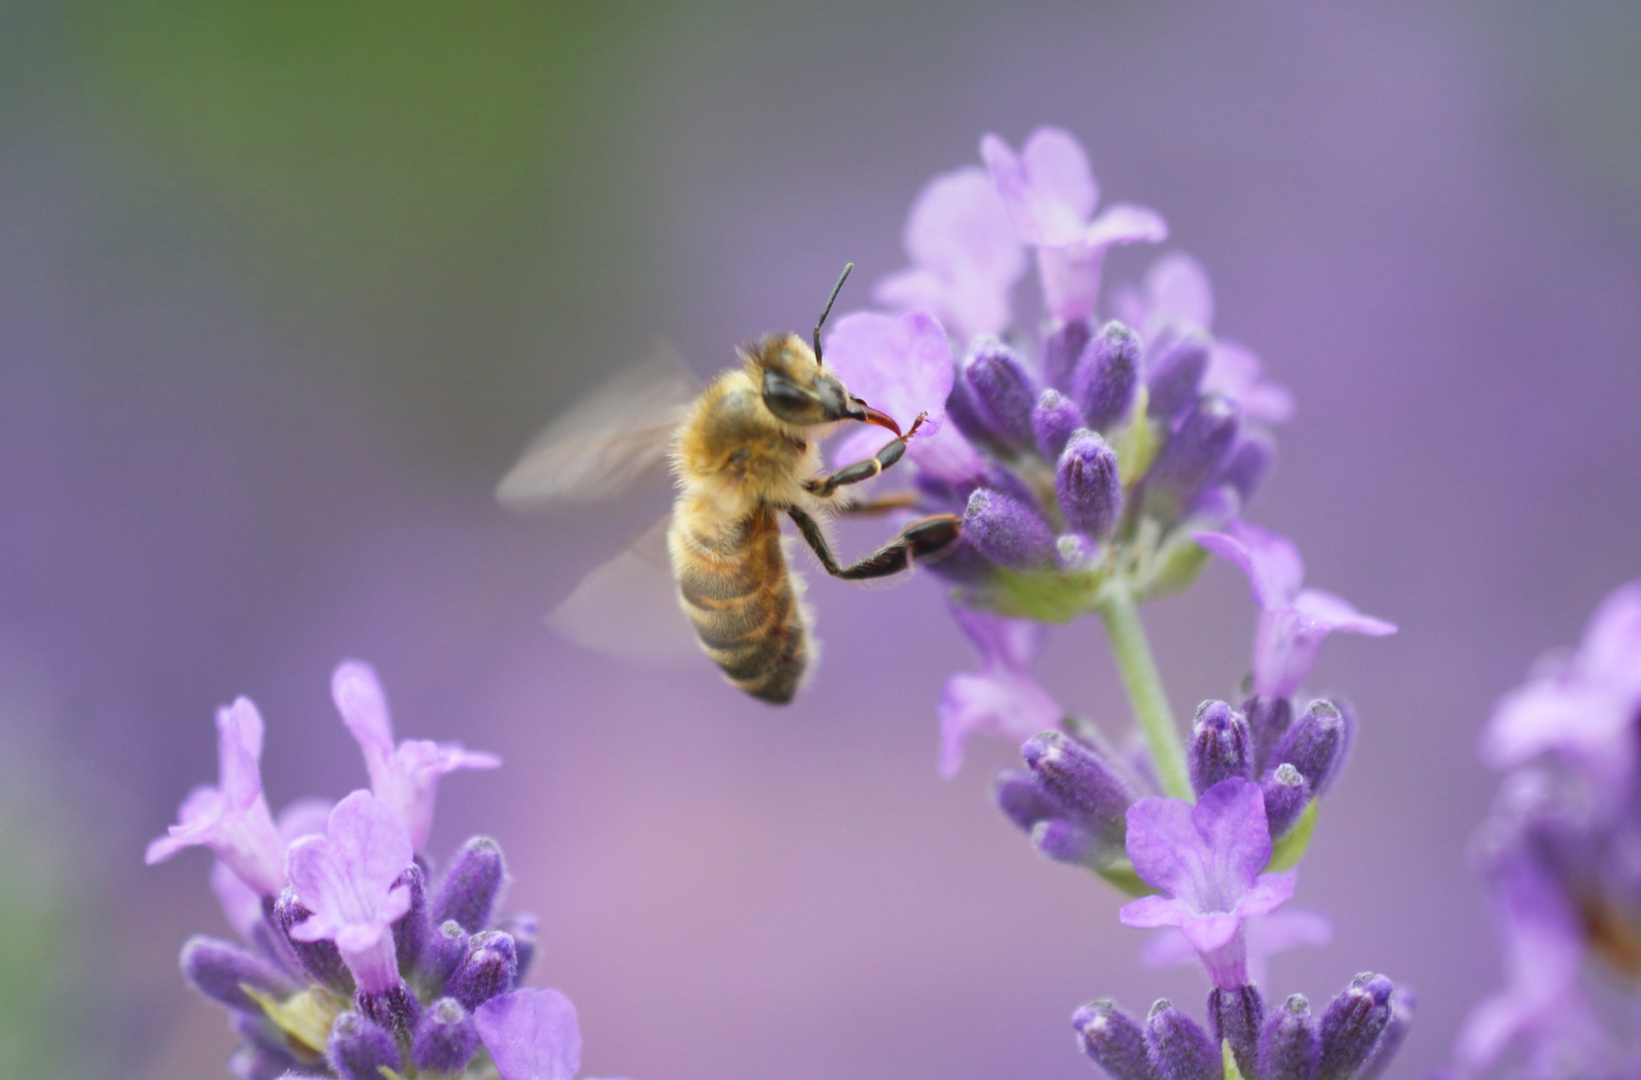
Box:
[1184,695,1357,844]
[994,729,1139,879]
[912,319,1276,621]
[180,835,534,1080]
[1073,976,1412,1080]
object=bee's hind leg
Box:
[787,506,960,581]
[804,412,930,499]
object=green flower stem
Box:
[1097,583,1192,801]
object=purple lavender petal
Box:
[285,790,414,992]
[938,670,1061,778]
[1255,592,1397,699]
[273,887,353,993]
[474,987,583,1080]
[1216,432,1276,505]
[873,165,1026,342]
[980,127,1096,246]
[145,698,287,897]
[1206,339,1296,425]
[1140,908,1332,989]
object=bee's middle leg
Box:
[787,506,960,581]
[804,412,929,499]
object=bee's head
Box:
[749,334,900,435]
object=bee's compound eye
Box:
[762,370,821,423]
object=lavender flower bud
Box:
[1354,986,1414,1080]
[1072,999,1163,1080]
[412,996,480,1073]
[1270,700,1347,798]
[1146,999,1218,1080]
[180,936,297,1014]
[496,912,539,982]
[1043,318,1093,390]
[1034,389,1085,461]
[1022,731,1131,839]
[946,373,1005,449]
[1218,432,1276,504]
[1262,764,1310,838]
[273,887,352,994]
[993,767,1065,832]
[1072,321,1141,431]
[447,929,518,1010]
[964,489,1057,568]
[1032,819,1098,864]
[1316,974,1394,1080]
[1259,994,1321,1080]
[1142,395,1239,525]
[1244,695,1293,772]
[357,982,421,1043]
[1145,335,1210,426]
[1188,700,1252,796]
[393,863,429,974]
[963,340,1039,449]
[1056,430,1123,540]
[326,1010,401,1080]
[432,837,507,933]
[1209,985,1266,1080]
[419,919,469,993]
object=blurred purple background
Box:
[2,4,1639,1078]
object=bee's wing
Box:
[545,515,701,662]
[496,345,700,510]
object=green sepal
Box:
[984,565,1107,624]
[1222,1038,1246,1080]
[243,985,346,1055]
[1267,799,1319,873]
[1095,858,1156,898]
[379,1069,409,1080]
[1134,535,1209,601]
[1111,386,1159,486]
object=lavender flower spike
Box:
[332,659,500,853]
[980,126,1166,323]
[285,789,416,995]
[145,697,287,898]
[938,601,1062,777]
[874,165,1026,343]
[1119,777,1298,989]
[1195,521,1396,698]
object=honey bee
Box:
[498,265,961,703]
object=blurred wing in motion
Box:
[496,345,699,510]
[545,516,700,662]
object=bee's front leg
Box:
[804,412,930,499]
[787,506,960,581]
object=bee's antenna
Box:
[813,262,854,364]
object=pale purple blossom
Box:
[1111,252,1295,424]
[1118,777,1298,989]
[1196,520,1397,699]
[979,126,1167,323]
[145,697,287,897]
[476,986,629,1080]
[938,602,1061,777]
[1139,907,1333,988]
[1481,581,1641,800]
[208,796,331,941]
[823,309,983,483]
[332,659,500,853]
[285,789,415,993]
[874,166,1026,344]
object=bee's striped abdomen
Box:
[670,506,808,704]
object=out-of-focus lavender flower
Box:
[1111,252,1295,425]
[152,661,623,1080]
[332,659,500,854]
[1454,580,1641,1079]
[1118,778,1298,990]
[979,127,1167,323]
[1139,908,1333,990]
[145,697,288,898]
[475,986,630,1080]
[1196,521,1397,699]
[938,602,1061,777]
[874,166,1026,343]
